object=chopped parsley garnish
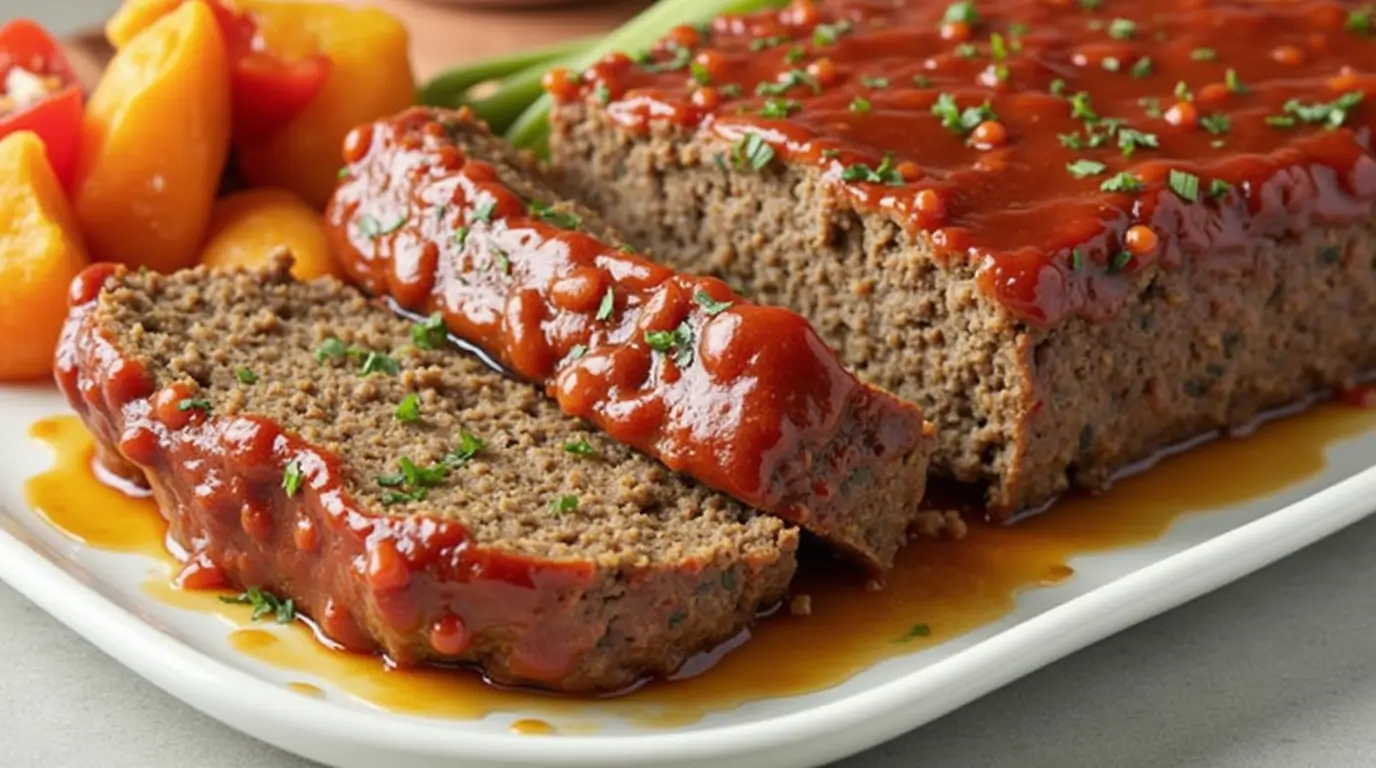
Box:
[337,166,351,180]
[694,290,733,316]
[719,83,741,98]
[1101,57,1121,72]
[913,74,933,88]
[1069,91,1097,120]
[356,214,407,239]
[548,494,580,516]
[733,133,776,171]
[395,393,421,422]
[399,456,448,488]
[1174,80,1193,102]
[755,68,821,96]
[849,97,872,114]
[489,244,511,275]
[596,286,616,321]
[472,200,496,223]
[235,368,258,385]
[220,587,295,623]
[563,439,596,457]
[1079,0,1104,8]
[1050,78,1067,96]
[1108,251,1133,273]
[1139,96,1163,118]
[315,337,350,362]
[1071,249,1085,271]
[748,35,787,53]
[840,154,905,185]
[528,200,581,230]
[785,46,806,64]
[1281,91,1364,129]
[1347,6,1373,35]
[282,460,303,497]
[1117,127,1158,156]
[411,312,447,350]
[177,398,211,412]
[1106,18,1136,39]
[644,321,696,367]
[453,226,469,249]
[953,43,977,58]
[594,82,611,105]
[690,59,712,85]
[1224,68,1248,94]
[567,344,588,360]
[931,92,997,134]
[861,76,891,88]
[1130,57,1154,79]
[381,489,427,506]
[1200,113,1231,135]
[760,98,801,118]
[1057,133,1083,149]
[892,623,932,643]
[445,431,485,467]
[1168,169,1201,202]
[1190,47,1217,61]
[1209,179,1233,198]
[1066,159,1107,178]
[813,20,854,46]
[1100,172,1144,193]
[359,351,400,377]
[1265,115,1296,129]
[942,1,981,25]
[642,46,692,72]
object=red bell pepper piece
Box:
[206,2,331,143]
[0,20,83,189]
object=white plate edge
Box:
[2,462,1374,768]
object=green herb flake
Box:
[445,431,485,468]
[411,312,447,350]
[1100,172,1144,193]
[1066,159,1107,178]
[1168,169,1201,202]
[719,83,741,98]
[336,166,351,180]
[1108,251,1133,273]
[381,488,427,506]
[528,200,582,230]
[1117,127,1158,156]
[220,587,295,624]
[356,214,408,240]
[1265,114,1297,129]
[1106,18,1136,39]
[395,393,422,423]
[953,43,977,58]
[177,398,211,413]
[733,132,776,171]
[1200,112,1232,135]
[644,321,696,367]
[282,460,304,497]
[1079,0,1104,8]
[453,226,469,249]
[596,287,616,321]
[1190,47,1217,61]
[748,35,786,53]
[690,59,712,85]
[760,98,801,118]
[1209,178,1233,198]
[359,351,400,377]
[1224,68,1248,94]
[594,82,611,105]
[942,1,981,25]
[548,494,580,516]
[563,439,596,457]
[813,20,854,46]
[642,46,692,73]
[849,96,872,114]
[754,68,821,96]
[784,45,806,64]
[567,344,588,361]
[1139,96,1163,118]
[398,456,448,488]
[1174,80,1193,102]
[912,74,933,88]
[472,200,498,224]
[931,92,997,134]
[234,368,258,385]
[1071,249,1085,271]
[1130,57,1154,79]
[1049,78,1067,96]
[1057,132,1084,150]
[694,290,733,316]
[1069,91,1098,121]
[1282,91,1364,129]
[861,76,891,88]
[892,623,932,643]
[839,153,905,185]
[1101,56,1120,72]
[1347,6,1374,35]
[314,337,347,362]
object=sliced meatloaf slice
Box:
[546,0,1376,515]
[55,258,798,694]
[325,107,940,572]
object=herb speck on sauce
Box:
[892,623,932,643]
[220,587,295,624]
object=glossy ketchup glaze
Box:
[551,0,1376,327]
[325,108,931,569]
[26,395,1376,728]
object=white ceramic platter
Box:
[2,382,1374,768]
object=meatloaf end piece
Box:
[327,107,940,571]
[547,0,1376,514]
[55,258,798,693]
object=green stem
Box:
[504,0,790,153]
[468,61,559,134]
[417,35,601,109]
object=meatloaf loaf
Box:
[547,0,1376,514]
[326,107,940,571]
[55,258,798,693]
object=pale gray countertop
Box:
[4,1,1376,766]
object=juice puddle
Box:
[24,407,1376,728]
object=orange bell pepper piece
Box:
[107,0,330,144]
[234,1,415,208]
[201,189,339,280]
[0,131,89,381]
[74,1,230,273]
[0,20,84,189]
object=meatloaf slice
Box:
[547,0,1376,514]
[326,107,939,572]
[55,258,798,693]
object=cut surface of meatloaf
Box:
[326,107,939,571]
[54,258,798,693]
[547,0,1376,514]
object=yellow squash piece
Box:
[233,1,415,209]
[75,1,230,273]
[0,132,89,381]
[201,189,339,280]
